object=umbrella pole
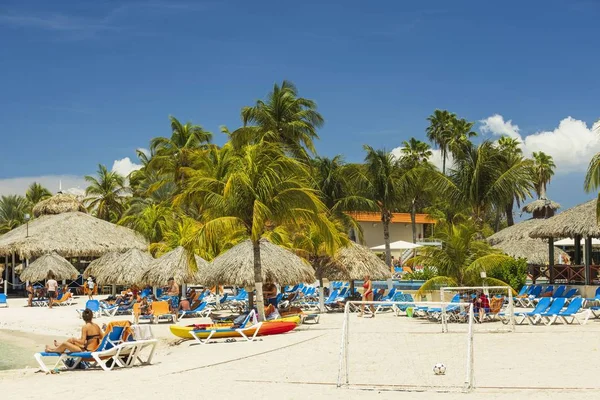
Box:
[319,277,325,313]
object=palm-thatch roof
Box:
[14,263,24,274]
[0,212,148,259]
[20,253,79,281]
[487,218,550,245]
[138,246,207,286]
[202,239,315,287]
[529,199,600,239]
[83,249,153,285]
[322,242,390,281]
[32,193,86,217]
[493,238,569,265]
[521,198,561,219]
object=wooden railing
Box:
[529,264,600,284]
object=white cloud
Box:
[111,157,142,177]
[0,175,87,197]
[480,114,600,173]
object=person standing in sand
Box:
[46,273,58,309]
[86,277,95,300]
[44,308,103,353]
[165,277,180,320]
[359,275,374,318]
[26,282,34,307]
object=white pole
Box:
[319,280,325,313]
[508,288,515,332]
[464,303,475,392]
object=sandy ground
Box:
[1,295,599,400]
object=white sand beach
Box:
[1,295,600,400]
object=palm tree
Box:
[355,145,407,268]
[179,143,328,320]
[412,221,513,293]
[84,164,128,222]
[426,110,456,174]
[448,118,477,158]
[150,116,212,184]
[25,182,52,207]
[230,80,324,160]
[399,138,433,169]
[496,136,526,227]
[585,140,600,220]
[0,195,28,233]
[443,141,534,227]
[532,151,556,198]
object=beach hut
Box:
[83,248,153,288]
[529,199,600,285]
[20,253,79,282]
[0,194,148,292]
[138,246,207,287]
[521,198,561,219]
[492,239,568,265]
[202,238,315,311]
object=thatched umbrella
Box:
[138,246,207,286]
[32,193,86,217]
[83,249,153,285]
[487,218,550,245]
[0,211,148,259]
[530,199,599,239]
[14,263,24,274]
[493,239,569,265]
[521,198,561,219]
[324,242,391,281]
[20,253,79,282]
[202,239,315,287]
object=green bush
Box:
[488,257,527,291]
[402,266,438,281]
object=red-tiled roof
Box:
[347,212,436,224]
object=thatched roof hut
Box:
[487,218,550,245]
[83,249,153,285]
[138,246,207,286]
[20,253,79,281]
[493,239,568,265]
[521,198,561,219]
[32,193,86,217]
[529,199,600,239]
[0,212,148,259]
[322,242,390,280]
[202,239,315,287]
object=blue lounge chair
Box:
[552,285,566,298]
[179,302,211,319]
[190,309,263,345]
[0,293,7,308]
[530,297,566,325]
[519,285,543,307]
[541,297,591,325]
[506,297,551,325]
[77,300,101,318]
[585,287,600,308]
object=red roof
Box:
[347,212,436,224]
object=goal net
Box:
[337,301,474,393]
[440,286,515,332]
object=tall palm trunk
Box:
[505,199,515,227]
[382,209,392,269]
[442,148,447,175]
[252,240,266,321]
[410,199,417,243]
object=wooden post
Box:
[574,234,582,265]
[548,237,555,284]
[585,236,592,285]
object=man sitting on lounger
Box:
[473,290,490,322]
[44,309,103,353]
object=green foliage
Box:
[487,257,528,291]
[402,266,438,281]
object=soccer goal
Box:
[337,300,475,393]
[440,286,515,332]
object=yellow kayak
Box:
[170,315,301,340]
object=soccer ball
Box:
[433,363,446,375]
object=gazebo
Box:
[0,194,148,291]
[138,246,207,286]
[529,199,599,285]
[20,253,79,282]
[84,249,154,286]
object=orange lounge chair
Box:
[151,301,174,324]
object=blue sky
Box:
[0,0,599,213]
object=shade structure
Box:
[493,239,569,265]
[202,238,315,287]
[323,242,391,280]
[521,198,561,218]
[20,253,79,282]
[83,249,154,285]
[138,246,207,286]
[0,212,148,259]
[487,218,550,245]
[530,199,600,239]
[553,237,600,246]
[370,240,422,251]
[32,193,86,217]
[14,263,24,274]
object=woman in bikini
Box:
[359,275,375,317]
[45,309,103,353]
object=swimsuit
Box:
[363,281,372,297]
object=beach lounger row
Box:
[515,285,580,308]
[34,323,157,373]
[506,297,591,326]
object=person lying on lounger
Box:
[44,309,103,353]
